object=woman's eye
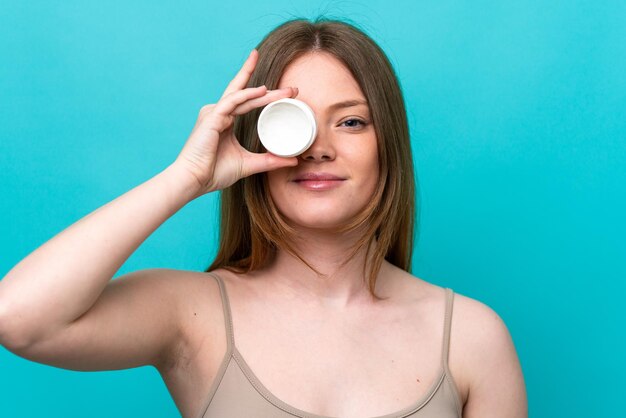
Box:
[340,118,368,129]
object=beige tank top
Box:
[197,273,463,418]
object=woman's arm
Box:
[0,49,298,371]
[0,164,198,367]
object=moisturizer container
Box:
[257,98,317,157]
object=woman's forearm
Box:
[0,162,201,346]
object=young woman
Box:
[0,19,527,417]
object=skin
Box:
[0,49,527,417]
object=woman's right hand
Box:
[174,49,299,197]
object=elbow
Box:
[0,298,37,353]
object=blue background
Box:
[1,1,625,416]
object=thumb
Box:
[243,152,298,177]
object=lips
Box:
[293,172,345,182]
[292,172,346,190]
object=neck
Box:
[257,227,388,308]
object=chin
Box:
[280,208,360,231]
[271,191,374,232]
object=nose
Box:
[300,125,336,162]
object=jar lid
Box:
[257,98,317,157]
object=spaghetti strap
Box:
[441,288,455,369]
[207,272,235,351]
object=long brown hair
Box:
[207,18,417,300]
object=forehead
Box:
[277,52,366,106]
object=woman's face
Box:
[266,52,379,231]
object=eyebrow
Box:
[327,99,369,111]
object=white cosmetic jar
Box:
[257,98,317,157]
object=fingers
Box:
[213,86,298,119]
[213,85,268,117]
[232,87,298,115]
[216,49,299,118]
[221,49,259,99]
[243,152,299,177]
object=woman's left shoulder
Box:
[394,268,514,346]
[448,290,512,344]
[445,289,528,416]
[392,268,527,414]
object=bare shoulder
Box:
[447,290,528,417]
[450,291,513,351]
[447,291,515,374]
[128,268,234,418]
[124,267,224,327]
[128,268,225,371]
[386,266,527,416]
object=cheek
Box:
[267,169,292,209]
[353,140,379,190]
[267,172,282,196]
